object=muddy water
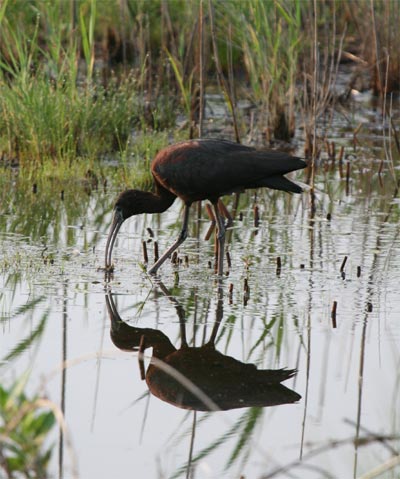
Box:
[1,103,400,478]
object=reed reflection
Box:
[105,282,301,411]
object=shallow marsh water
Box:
[1,96,400,479]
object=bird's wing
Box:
[152,142,305,202]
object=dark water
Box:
[1,91,400,478]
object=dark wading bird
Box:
[105,139,306,275]
[105,285,301,411]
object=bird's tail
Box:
[260,175,303,193]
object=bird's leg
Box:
[154,278,188,348]
[212,202,226,276]
[147,205,190,275]
[204,203,216,241]
[208,276,224,345]
[138,335,146,380]
[218,199,233,228]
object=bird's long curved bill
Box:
[105,211,124,269]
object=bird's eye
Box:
[114,205,123,217]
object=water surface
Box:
[1,96,400,479]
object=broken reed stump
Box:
[142,241,148,263]
[346,161,351,195]
[154,241,159,262]
[229,283,233,304]
[340,255,347,280]
[254,205,260,228]
[338,145,344,164]
[340,256,347,273]
[331,301,337,328]
[276,256,282,276]
[339,156,344,178]
[325,143,342,174]
[353,122,362,148]
[325,140,336,166]
[378,160,384,188]
[243,278,250,306]
[226,251,231,269]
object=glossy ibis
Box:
[105,286,301,411]
[105,138,306,275]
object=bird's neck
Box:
[151,336,176,359]
[145,182,176,214]
[110,319,176,358]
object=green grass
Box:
[0,0,399,182]
[0,0,179,176]
[0,373,56,479]
[0,69,154,167]
[220,0,302,141]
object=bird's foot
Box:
[224,218,233,229]
[147,265,159,275]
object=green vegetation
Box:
[0,376,56,479]
[223,1,302,140]
[0,0,399,183]
[0,299,56,479]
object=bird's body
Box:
[106,292,301,411]
[145,346,301,411]
[152,139,304,203]
[105,139,306,274]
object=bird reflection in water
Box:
[105,282,301,411]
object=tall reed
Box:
[0,1,162,171]
[1,0,399,179]
[220,0,302,142]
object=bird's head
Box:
[114,189,152,219]
[105,189,147,269]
